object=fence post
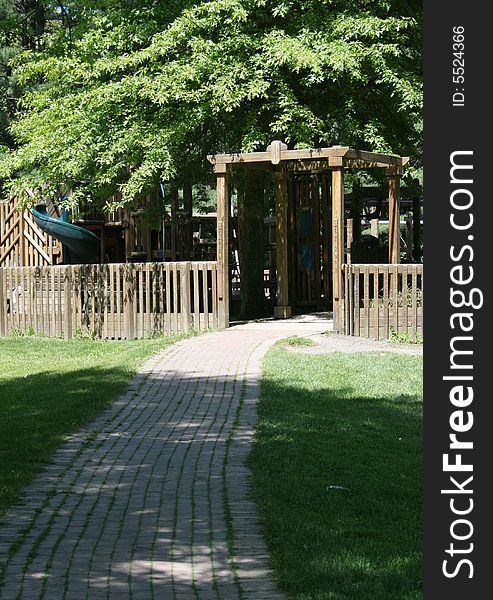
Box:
[125,263,136,339]
[180,262,192,332]
[0,268,5,336]
[63,266,72,340]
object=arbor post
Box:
[388,167,402,264]
[273,170,291,319]
[215,163,230,328]
[331,164,345,332]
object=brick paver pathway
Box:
[0,316,330,600]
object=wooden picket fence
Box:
[0,261,218,339]
[342,264,423,340]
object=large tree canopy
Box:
[0,0,422,208]
[1,0,46,148]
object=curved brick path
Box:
[0,316,329,600]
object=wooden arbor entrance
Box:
[208,142,408,331]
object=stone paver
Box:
[0,315,330,599]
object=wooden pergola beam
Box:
[341,158,409,169]
[247,156,411,173]
[344,149,409,167]
[208,145,408,169]
[208,146,349,166]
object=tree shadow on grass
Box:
[0,366,132,516]
[248,376,423,600]
[0,367,271,599]
[0,358,422,600]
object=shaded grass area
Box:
[0,334,184,518]
[249,348,422,600]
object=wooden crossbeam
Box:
[208,144,408,169]
[0,232,21,264]
[1,214,21,241]
[23,212,51,241]
[208,146,351,166]
[23,229,52,264]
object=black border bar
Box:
[424,2,491,597]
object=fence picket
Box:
[211,264,218,329]
[382,267,389,338]
[165,265,171,335]
[354,266,360,336]
[51,267,56,336]
[181,262,191,332]
[373,268,379,340]
[193,263,200,330]
[402,265,409,335]
[392,265,399,333]
[116,265,122,339]
[146,263,151,337]
[364,266,370,338]
[203,264,210,330]
[138,265,144,338]
[172,263,179,333]
[0,268,5,336]
[63,267,71,340]
[412,266,418,337]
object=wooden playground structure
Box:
[0,189,217,267]
[0,142,423,340]
[208,141,422,336]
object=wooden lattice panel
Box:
[0,199,63,267]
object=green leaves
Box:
[1,0,423,207]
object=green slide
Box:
[32,203,99,264]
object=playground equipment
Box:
[32,204,99,264]
[208,141,410,330]
[0,142,422,340]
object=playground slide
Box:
[32,203,99,264]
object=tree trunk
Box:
[35,1,46,41]
[237,170,267,319]
[19,1,45,49]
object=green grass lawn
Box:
[0,334,184,518]
[249,346,423,600]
